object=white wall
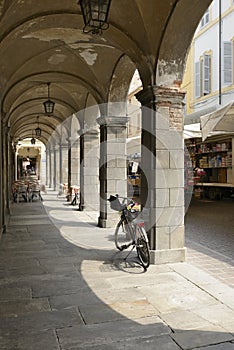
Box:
[193,0,234,111]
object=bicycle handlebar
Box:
[113,194,135,205]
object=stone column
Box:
[53,146,58,191]
[46,148,49,186]
[61,143,69,186]
[70,137,80,186]
[0,119,3,237]
[56,145,61,190]
[15,148,18,181]
[136,85,186,264]
[49,147,53,188]
[5,127,11,210]
[36,149,40,180]
[79,129,99,211]
[97,116,128,228]
[1,123,8,234]
[67,139,72,201]
[59,143,63,186]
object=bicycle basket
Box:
[108,195,123,211]
[126,209,139,221]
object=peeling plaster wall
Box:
[79,49,97,66]
[156,59,185,86]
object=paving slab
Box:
[31,274,88,298]
[56,318,171,349]
[50,290,105,310]
[171,263,234,310]
[0,286,32,301]
[2,264,48,276]
[171,325,234,350]
[0,329,60,350]
[64,335,181,350]
[193,304,234,334]
[0,256,39,267]
[160,309,215,332]
[0,307,83,333]
[195,343,234,350]
[0,298,50,317]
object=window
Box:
[194,53,212,98]
[201,8,210,28]
[223,41,233,85]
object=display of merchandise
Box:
[185,137,233,200]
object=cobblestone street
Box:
[185,198,234,288]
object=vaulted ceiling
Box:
[0,0,212,144]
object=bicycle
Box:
[108,194,150,269]
[57,183,67,198]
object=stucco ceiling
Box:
[0,0,212,144]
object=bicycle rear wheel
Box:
[136,226,150,269]
[115,219,133,251]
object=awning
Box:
[183,123,201,139]
[200,102,234,141]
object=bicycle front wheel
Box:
[136,226,150,269]
[115,219,133,251]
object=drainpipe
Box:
[219,0,222,105]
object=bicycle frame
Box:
[120,207,148,248]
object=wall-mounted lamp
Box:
[79,0,112,34]
[43,82,55,115]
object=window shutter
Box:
[201,9,209,28]
[203,54,211,94]
[223,41,232,85]
[195,61,200,98]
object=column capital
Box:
[59,142,69,148]
[136,85,185,108]
[97,115,129,127]
[4,125,10,135]
[67,135,80,143]
[78,128,99,137]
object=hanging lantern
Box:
[31,130,36,145]
[79,0,112,34]
[43,82,55,115]
[31,137,36,145]
[35,116,41,137]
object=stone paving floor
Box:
[185,198,234,288]
[0,191,233,349]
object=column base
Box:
[150,248,186,265]
[83,204,99,211]
[0,224,6,239]
[98,217,106,228]
[98,215,118,228]
[78,203,84,211]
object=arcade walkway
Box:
[0,191,233,349]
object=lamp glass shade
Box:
[31,137,36,145]
[35,127,41,137]
[79,0,111,34]
[43,99,55,115]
